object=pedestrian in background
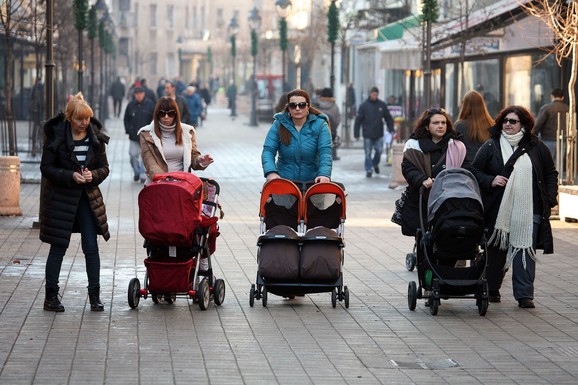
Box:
[454,90,493,163]
[315,87,341,161]
[183,85,203,127]
[164,81,191,125]
[110,76,125,118]
[354,86,394,177]
[123,86,154,182]
[40,92,110,312]
[140,78,157,104]
[227,80,237,118]
[533,88,568,165]
[346,82,356,118]
[472,105,558,308]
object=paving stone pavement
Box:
[1,104,578,385]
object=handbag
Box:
[391,186,409,226]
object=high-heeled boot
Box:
[88,286,104,311]
[44,287,65,312]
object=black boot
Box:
[88,286,104,311]
[44,287,65,312]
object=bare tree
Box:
[520,1,578,183]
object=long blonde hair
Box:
[457,90,492,143]
[65,92,93,121]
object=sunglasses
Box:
[288,102,308,110]
[427,107,446,115]
[503,118,520,125]
[158,109,176,118]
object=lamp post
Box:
[228,16,239,87]
[275,0,292,92]
[73,0,88,94]
[327,0,338,94]
[248,7,261,127]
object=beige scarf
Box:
[488,131,535,269]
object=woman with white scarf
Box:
[472,105,558,308]
[139,96,213,185]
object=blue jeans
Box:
[45,192,101,290]
[129,139,145,179]
[364,137,384,172]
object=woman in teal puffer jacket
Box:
[262,89,333,186]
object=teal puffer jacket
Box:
[262,112,332,182]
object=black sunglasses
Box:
[427,107,446,115]
[503,118,520,125]
[158,109,176,118]
[288,102,308,110]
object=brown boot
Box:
[88,286,104,311]
[44,287,65,312]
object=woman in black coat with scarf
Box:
[472,105,558,308]
[40,92,110,312]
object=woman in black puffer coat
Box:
[40,92,110,312]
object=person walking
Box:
[346,82,356,119]
[183,85,203,127]
[532,88,568,164]
[315,87,342,160]
[40,92,110,312]
[262,88,332,188]
[140,78,157,104]
[164,81,191,125]
[138,96,213,185]
[226,80,238,118]
[354,86,394,177]
[454,90,493,163]
[110,76,125,117]
[123,86,155,182]
[472,105,558,308]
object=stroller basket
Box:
[144,258,193,293]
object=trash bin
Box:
[0,156,23,216]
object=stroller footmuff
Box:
[128,172,225,310]
[408,168,489,316]
[250,179,349,308]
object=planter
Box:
[389,142,407,189]
[0,156,23,216]
[558,185,578,222]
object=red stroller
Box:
[127,172,225,310]
[249,179,349,308]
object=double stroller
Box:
[128,171,225,310]
[249,179,349,308]
[407,168,489,316]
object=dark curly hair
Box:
[411,108,456,139]
[490,105,534,140]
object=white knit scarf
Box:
[488,130,535,269]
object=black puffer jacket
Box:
[471,126,558,253]
[39,113,110,247]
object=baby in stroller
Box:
[128,171,225,310]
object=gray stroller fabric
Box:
[427,168,483,223]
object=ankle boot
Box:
[88,286,104,311]
[44,287,65,312]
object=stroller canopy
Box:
[427,168,483,223]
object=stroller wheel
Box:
[408,281,417,311]
[213,279,226,306]
[344,286,350,308]
[429,297,439,315]
[478,298,489,316]
[331,289,337,308]
[249,284,255,307]
[128,278,141,309]
[406,253,416,271]
[262,286,268,307]
[197,278,210,310]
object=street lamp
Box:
[228,16,239,87]
[275,0,292,92]
[176,35,184,77]
[248,7,262,127]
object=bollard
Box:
[0,156,23,216]
[389,143,407,189]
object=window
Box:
[150,4,157,28]
[149,52,158,75]
[167,5,174,29]
[185,7,190,29]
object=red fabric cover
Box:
[144,258,193,293]
[138,172,203,247]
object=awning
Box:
[376,15,421,42]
